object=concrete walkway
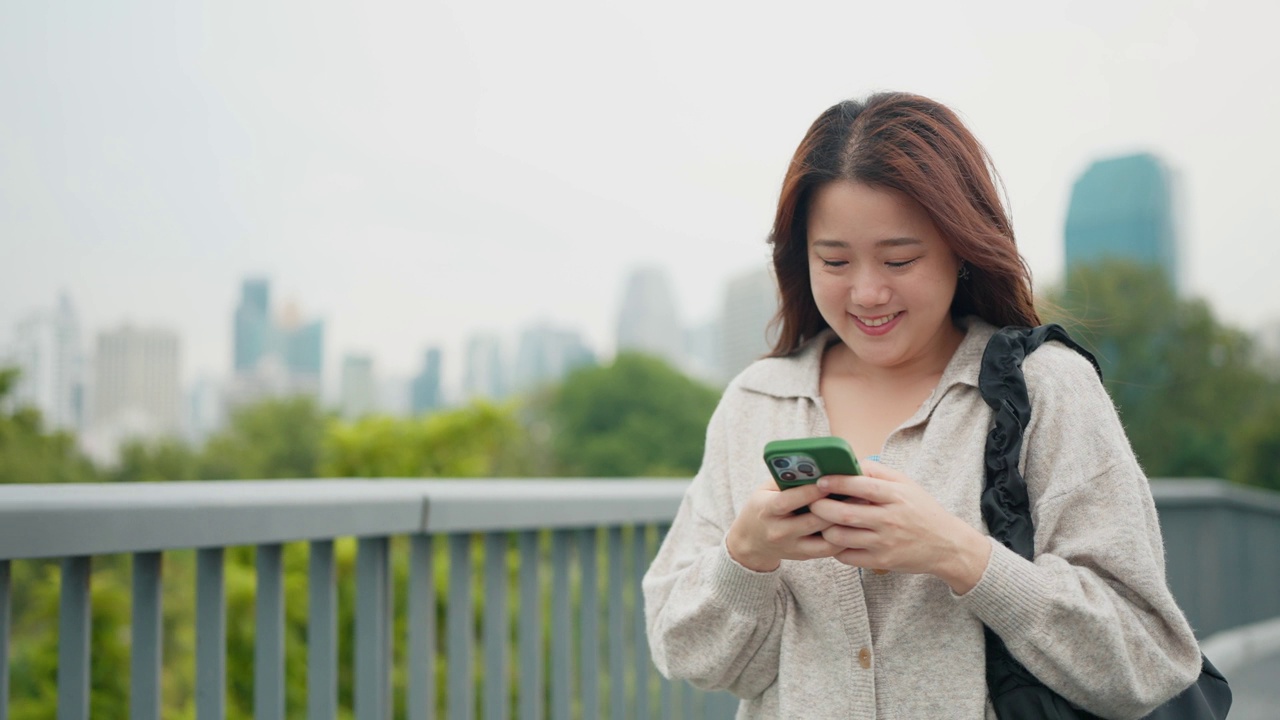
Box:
[1201,616,1280,720]
[1223,648,1280,720]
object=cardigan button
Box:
[858,647,872,669]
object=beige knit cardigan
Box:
[643,318,1202,719]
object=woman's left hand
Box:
[808,460,992,594]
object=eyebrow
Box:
[811,237,924,249]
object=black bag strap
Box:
[978,324,1099,559]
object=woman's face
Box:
[807,180,962,372]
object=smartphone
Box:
[763,436,861,492]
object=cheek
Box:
[808,272,844,308]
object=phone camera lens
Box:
[780,471,797,482]
[772,458,790,469]
[797,463,815,474]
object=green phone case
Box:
[763,436,862,490]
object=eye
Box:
[820,259,848,268]
[885,257,921,269]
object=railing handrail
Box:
[1148,478,1280,513]
[0,478,690,560]
[3,476,1278,562]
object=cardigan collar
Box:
[735,316,998,401]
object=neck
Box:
[829,320,965,387]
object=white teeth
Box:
[858,313,899,327]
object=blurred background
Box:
[4,0,1280,470]
[3,1,1280,717]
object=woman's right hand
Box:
[725,481,843,572]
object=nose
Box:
[849,266,891,308]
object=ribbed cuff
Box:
[954,538,1051,641]
[710,539,782,615]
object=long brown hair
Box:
[768,92,1039,355]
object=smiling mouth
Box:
[856,312,901,328]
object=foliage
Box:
[1230,393,1280,491]
[0,366,101,484]
[1046,260,1279,479]
[199,396,330,480]
[542,352,721,477]
[321,401,536,478]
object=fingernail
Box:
[817,478,829,490]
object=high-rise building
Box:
[616,266,684,369]
[410,347,443,415]
[720,265,779,382]
[1064,153,1179,288]
[230,278,325,404]
[234,279,272,373]
[512,323,595,393]
[84,325,182,462]
[6,293,85,432]
[463,334,506,402]
[340,354,376,419]
[683,317,723,385]
[185,376,225,445]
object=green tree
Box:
[321,400,535,478]
[0,367,101,484]
[1046,260,1273,479]
[1230,391,1280,491]
[112,437,201,482]
[198,395,329,479]
[542,352,721,477]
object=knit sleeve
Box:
[954,343,1203,719]
[642,392,790,699]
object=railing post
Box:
[483,533,509,720]
[196,547,225,720]
[578,528,599,720]
[447,534,475,720]
[408,534,436,720]
[550,530,573,720]
[255,544,285,720]
[308,540,337,720]
[1,560,10,720]
[57,556,91,720]
[131,552,163,720]
[517,532,543,720]
[633,525,651,720]
[607,526,625,720]
[355,537,392,720]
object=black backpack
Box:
[979,325,1231,720]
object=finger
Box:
[834,547,875,567]
[793,533,842,559]
[859,459,912,484]
[816,474,894,505]
[808,497,880,527]
[822,525,878,551]
[770,482,829,515]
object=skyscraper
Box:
[463,334,506,402]
[410,347,443,415]
[616,266,684,369]
[230,278,325,404]
[512,323,595,393]
[340,354,376,419]
[84,325,182,462]
[1064,153,1179,287]
[234,278,272,373]
[720,265,779,382]
[7,293,84,432]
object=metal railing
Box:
[0,479,737,720]
[1,478,1278,719]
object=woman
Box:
[642,93,1202,719]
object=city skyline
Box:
[4,2,1280,396]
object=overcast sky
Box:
[3,0,1278,393]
